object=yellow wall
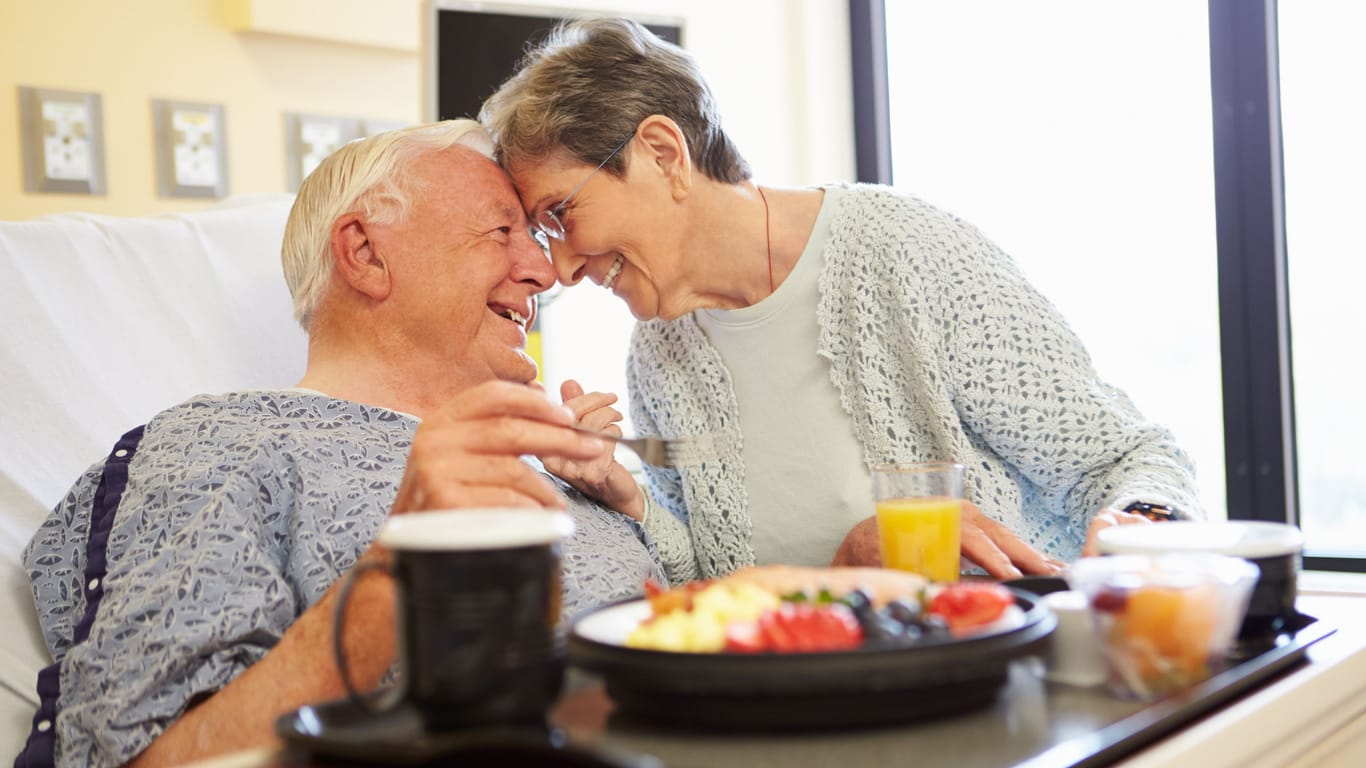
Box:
[1,0,853,222]
[0,0,421,220]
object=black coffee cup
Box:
[335,509,575,732]
[1096,520,1304,653]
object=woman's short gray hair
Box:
[280,119,494,330]
[479,17,750,184]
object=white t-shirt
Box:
[695,186,875,566]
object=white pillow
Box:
[0,194,304,758]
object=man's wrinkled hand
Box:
[389,380,606,515]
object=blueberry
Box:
[885,598,921,626]
[862,615,909,648]
[842,589,876,621]
[843,588,872,611]
[916,614,951,638]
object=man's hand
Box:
[536,380,645,521]
[1081,507,1152,557]
[831,502,1066,579]
[389,380,608,515]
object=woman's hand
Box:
[1081,507,1152,557]
[831,501,1065,579]
[830,515,881,567]
[960,501,1066,578]
[537,379,645,521]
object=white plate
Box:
[573,598,1027,650]
[566,588,1057,730]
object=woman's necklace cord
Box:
[756,183,775,295]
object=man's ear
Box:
[329,213,391,302]
[635,115,693,200]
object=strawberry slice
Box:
[759,608,801,652]
[724,620,767,653]
[926,582,1015,633]
[741,603,863,653]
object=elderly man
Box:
[16,120,663,768]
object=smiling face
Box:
[508,144,691,322]
[369,146,555,384]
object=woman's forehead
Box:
[508,155,590,211]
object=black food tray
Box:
[1015,611,1335,768]
[569,589,1056,731]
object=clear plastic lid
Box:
[1096,520,1303,559]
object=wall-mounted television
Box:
[422,1,684,123]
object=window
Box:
[1278,2,1366,558]
[855,0,1365,569]
[880,1,1226,518]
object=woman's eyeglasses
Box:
[529,133,634,248]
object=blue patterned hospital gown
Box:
[19,390,663,768]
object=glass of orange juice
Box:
[872,462,964,582]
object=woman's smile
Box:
[601,254,625,289]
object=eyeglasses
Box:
[529,133,634,248]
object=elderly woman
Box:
[480,18,1203,585]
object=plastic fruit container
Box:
[1064,554,1258,700]
[1096,521,1303,654]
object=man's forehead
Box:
[426,144,500,184]
[421,147,522,218]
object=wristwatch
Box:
[1123,501,1179,522]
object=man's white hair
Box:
[280,119,495,330]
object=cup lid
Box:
[377,508,575,551]
[1096,520,1303,559]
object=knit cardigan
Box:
[627,184,1203,585]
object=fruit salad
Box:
[625,566,1018,654]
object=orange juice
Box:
[876,496,962,582]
